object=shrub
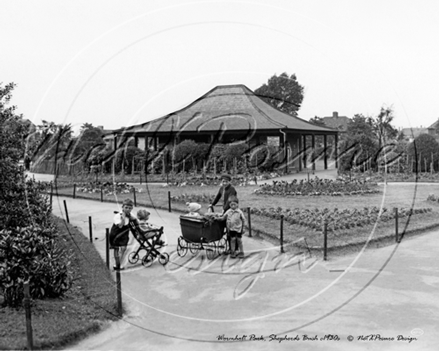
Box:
[0,225,73,307]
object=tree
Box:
[370,106,398,149]
[309,116,326,127]
[254,72,304,116]
[407,133,439,172]
[339,114,378,171]
[70,124,105,163]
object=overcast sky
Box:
[1,0,438,133]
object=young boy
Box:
[209,174,237,213]
[110,198,137,270]
[210,174,237,253]
[218,196,246,258]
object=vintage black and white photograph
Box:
[0,0,438,350]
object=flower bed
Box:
[249,206,433,233]
[75,182,141,196]
[254,177,380,196]
[170,193,216,204]
[162,172,281,187]
[342,171,439,183]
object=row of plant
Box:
[163,171,281,187]
[75,181,141,195]
[40,181,143,196]
[340,171,439,183]
[170,193,216,204]
[254,177,380,196]
[249,206,433,233]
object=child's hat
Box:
[221,174,232,181]
[122,199,134,207]
[186,202,201,212]
[137,209,150,219]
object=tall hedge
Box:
[0,83,72,307]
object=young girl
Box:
[136,209,157,233]
[185,202,203,217]
[136,208,164,245]
[218,196,246,258]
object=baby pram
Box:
[124,216,169,267]
[177,215,227,259]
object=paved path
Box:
[51,196,439,351]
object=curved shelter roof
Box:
[117,84,337,135]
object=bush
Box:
[173,140,198,172]
[0,83,73,308]
[0,225,73,307]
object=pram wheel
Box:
[177,237,187,257]
[128,251,140,264]
[158,252,169,265]
[206,244,216,260]
[217,237,227,255]
[189,242,200,255]
[142,255,154,267]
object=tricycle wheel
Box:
[177,237,187,257]
[159,252,170,265]
[142,255,154,267]
[128,251,139,264]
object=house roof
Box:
[321,113,350,132]
[115,85,336,135]
[428,120,439,131]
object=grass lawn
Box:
[54,182,439,251]
[0,217,119,350]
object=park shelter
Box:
[106,84,339,172]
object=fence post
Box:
[50,183,53,207]
[132,187,137,207]
[280,215,284,253]
[323,221,328,261]
[247,207,252,237]
[73,183,76,199]
[395,208,400,243]
[106,228,110,269]
[168,191,171,213]
[89,216,93,243]
[116,270,123,317]
[100,186,103,202]
[24,281,33,351]
[63,200,69,224]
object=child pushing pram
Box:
[109,199,168,269]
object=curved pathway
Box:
[51,196,439,351]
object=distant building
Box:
[320,112,350,133]
[400,127,429,142]
[428,120,439,141]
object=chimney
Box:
[333,112,338,118]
